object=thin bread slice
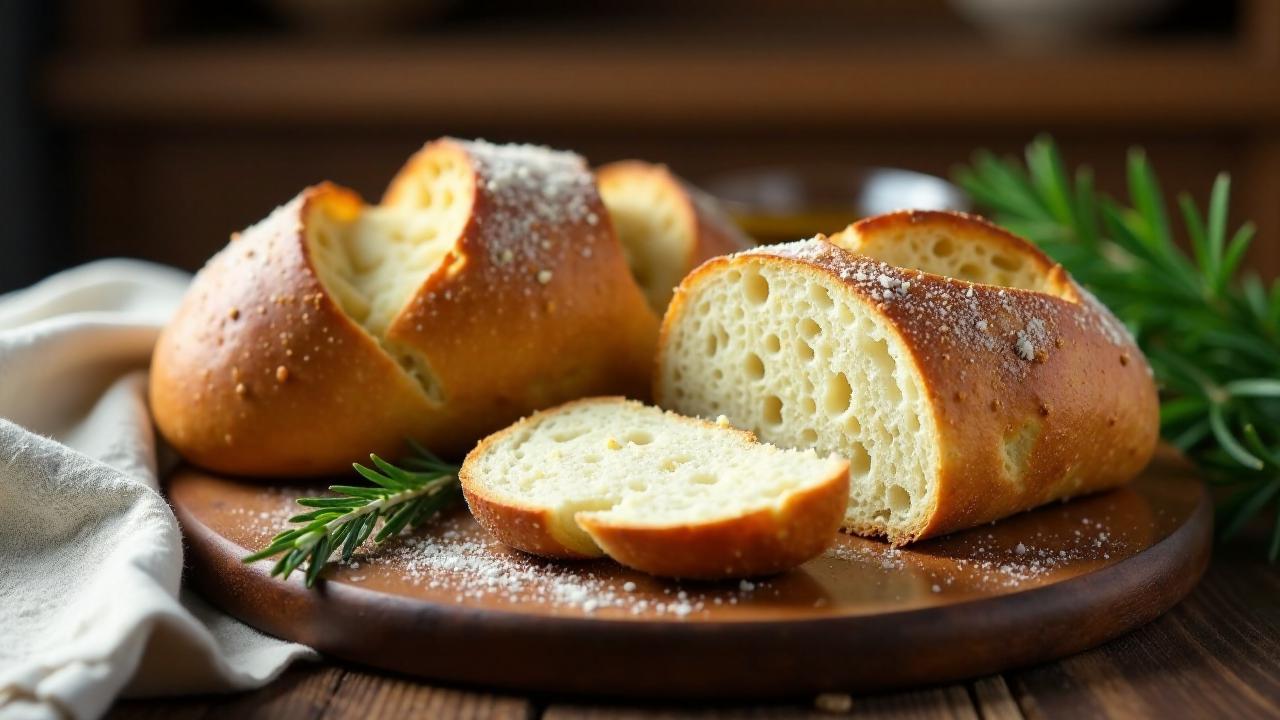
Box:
[460,397,849,578]
[655,210,1159,544]
[598,161,753,313]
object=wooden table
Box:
[108,532,1278,720]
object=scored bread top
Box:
[151,138,659,476]
[460,397,849,578]
[656,210,1159,543]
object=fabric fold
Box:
[0,261,315,720]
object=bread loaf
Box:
[460,397,849,578]
[150,139,658,476]
[655,210,1159,544]
[598,161,753,312]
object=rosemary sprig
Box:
[955,136,1280,560]
[243,441,462,586]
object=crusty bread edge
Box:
[655,215,1159,546]
[460,396,850,577]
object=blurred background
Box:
[2,0,1278,292]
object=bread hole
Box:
[801,397,817,414]
[845,415,863,435]
[825,371,852,414]
[690,473,718,485]
[764,333,781,354]
[799,428,818,445]
[745,353,765,380]
[848,441,871,476]
[885,380,903,404]
[743,270,770,304]
[705,333,719,356]
[800,318,822,339]
[626,430,654,445]
[442,189,455,208]
[991,254,1023,271]
[763,395,783,424]
[551,428,588,442]
[712,368,725,381]
[727,270,742,283]
[957,262,982,281]
[838,305,853,323]
[863,337,894,375]
[660,455,692,472]
[887,485,912,513]
[905,412,921,433]
[629,481,649,491]
[933,238,955,257]
[809,284,834,309]
[796,338,815,361]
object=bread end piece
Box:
[599,160,753,313]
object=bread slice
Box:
[655,210,1159,544]
[460,397,849,578]
[598,161,752,313]
[151,139,658,476]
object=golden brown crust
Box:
[597,160,753,297]
[578,464,848,579]
[151,139,659,477]
[656,211,1159,544]
[149,185,437,476]
[459,397,849,578]
[377,140,659,451]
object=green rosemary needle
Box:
[243,441,462,587]
[955,136,1280,560]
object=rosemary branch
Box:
[955,136,1280,560]
[243,441,462,586]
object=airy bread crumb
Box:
[461,397,849,578]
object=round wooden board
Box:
[168,446,1211,700]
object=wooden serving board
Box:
[168,446,1211,700]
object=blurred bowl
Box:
[704,165,969,245]
[949,0,1173,46]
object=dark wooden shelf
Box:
[43,38,1280,130]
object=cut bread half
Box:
[151,138,658,476]
[460,397,849,578]
[598,161,753,313]
[656,210,1159,544]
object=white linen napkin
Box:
[0,260,316,720]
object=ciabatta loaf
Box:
[656,210,1159,544]
[151,139,658,476]
[460,397,849,578]
[598,161,753,312]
